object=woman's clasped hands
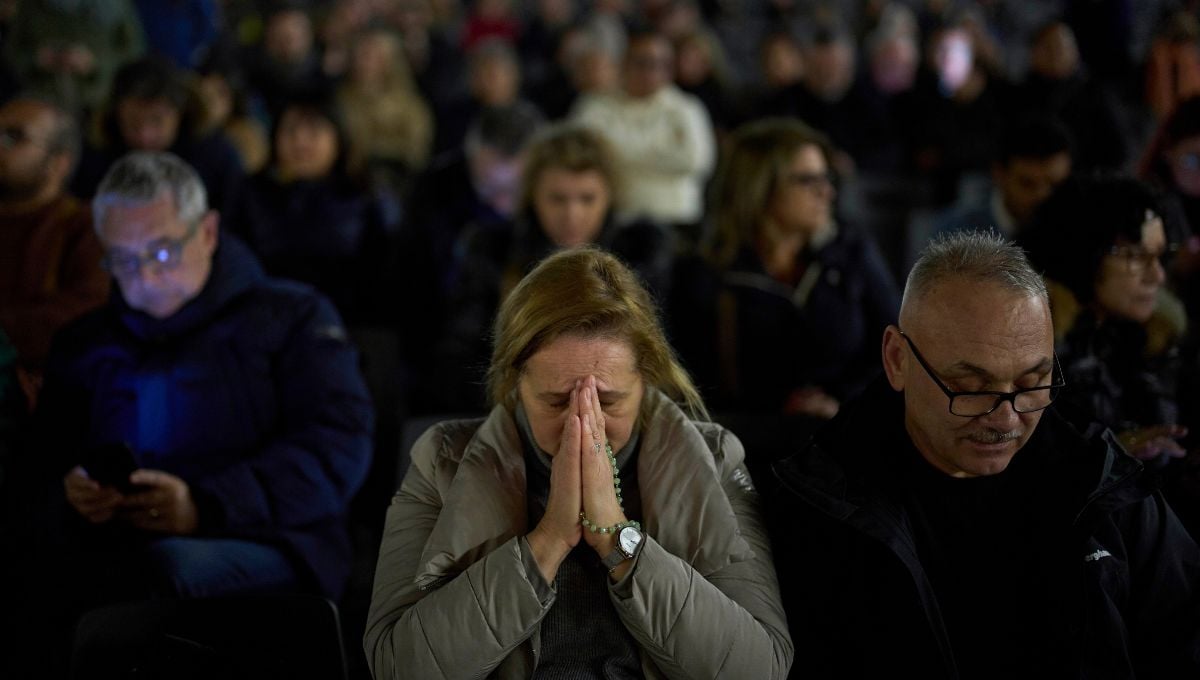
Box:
[527,375,629,582]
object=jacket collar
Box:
[415,388,753,587]
[114,233,265,342]
[773,377,1149,528]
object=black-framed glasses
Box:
[898,329,1065,417]
[100,220,202,278]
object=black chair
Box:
[70,594,348,680]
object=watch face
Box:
[618,526,643,557]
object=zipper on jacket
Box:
[417,574,455,592]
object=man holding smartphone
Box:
[9,151,373,673]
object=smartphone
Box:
[81,442,140,493]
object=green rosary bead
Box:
[579,442,640,534]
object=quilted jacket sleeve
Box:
[364,425,551,679]
[609,428,794,679]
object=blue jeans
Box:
[142,537,302,599]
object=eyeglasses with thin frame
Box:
[0,126,44,149]
[1106,243,1179,276]
[784,171,834,191]
[898,329,1065,417]
[100,219,202,278]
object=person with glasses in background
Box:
[1021,178,1190,465]
[4,151,373,675]
[0,95,108,398]
[672,118,898,433]
[770,231,1200,679]
[1140,94,1200,327]
[1020,175,1200,539]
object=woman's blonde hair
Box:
[708,117,834,268]
[488,247,707,420]
[518,124,622,216]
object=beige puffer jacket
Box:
[364,388,793,679]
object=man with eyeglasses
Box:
[770,231,1200,678]
[7,151,373,672]
[0,95,108,390]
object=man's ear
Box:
[881,325,906,392]
[199,210,220,255]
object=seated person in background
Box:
[194,44,271,174]
[1021,177,1188,463]
[225,90,401,327]
[401,102,544,398]
[927,114,1073,241]
[337,25,434,191]
[434,37,530,156]
[433,124,673,412]
[1140,94,1200,324]
[572,27,716,234]
[71,56,245,218]
[760,21,895,175]
[674,118,898,418]
[898,16,1009,205]
[1008,20,1128,173]
[0,95,108,390]
[1021,175,1200,535]
[404,101,545,296]
[3,0,145,113]
[10,152,373,670]
[772,231,1200,678]
[365,247,792,679]
[244,3,331,120]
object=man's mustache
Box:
[966,429,1022,444]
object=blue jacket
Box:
[36,236,374,599]
[225,171,401,325]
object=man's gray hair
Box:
[92,151,207,231]
[903,231,1047,310]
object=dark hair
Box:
[195,40,254,119]
[625,26,670,53]
[106,56,203,144]
[465,101,545,158]
[996,114,1073,166]
[805,20,850,48]
[269,88,361,185]
[112,57,192,112]
[1021,175,1174,303]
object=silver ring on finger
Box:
[592,442,602,454]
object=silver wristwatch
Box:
[601,525,644,572]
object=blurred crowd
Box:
[3,0,1200,676]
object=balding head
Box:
[900,231,1048,328]
[883,231,1056,478]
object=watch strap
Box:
[601,548,629,572]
